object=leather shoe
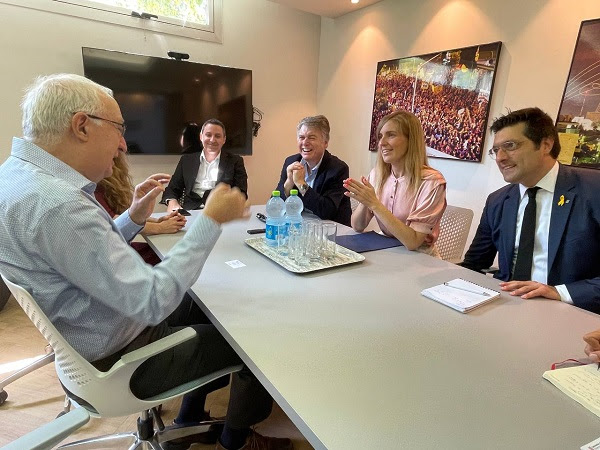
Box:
[215,430,293,450]
[161,423,224,450]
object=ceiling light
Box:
[351,0,359,4]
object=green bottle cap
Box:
[272,190,281,197]
[290,189,298,195]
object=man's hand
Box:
[167,199,182,213]
[584,329,600,362]
[203,183,250,224]
[284,161,303,193]
[129,173,171,225]
[291,163,306,188]
[499,280,561,300]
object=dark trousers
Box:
[92,294,273,429]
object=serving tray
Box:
[244,237,365,273]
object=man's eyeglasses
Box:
[488,140,524,160]
[75,112,126,137]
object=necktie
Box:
[512,187,541,281]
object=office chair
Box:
[1,274,243,449]
[1,407,89,450]
[436,205,474,264]
[0,287,62,408]
[0,345,55,406]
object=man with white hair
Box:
[0,74,292,450]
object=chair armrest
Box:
[1,408,90,450]
[120,327,197,365]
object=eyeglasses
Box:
[75,112,126,137]
[488,140,524,159]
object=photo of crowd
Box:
[556,18,600,170]
[369,42,502,162]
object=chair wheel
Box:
[0,390,7,405]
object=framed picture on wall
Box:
[369,41,502,162]
[556,18,600,170]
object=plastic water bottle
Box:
[265,191,286,247]
[285,189,303,233]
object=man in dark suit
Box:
[276,115,351,226]
[162,119,248,211]
[461,107,600,313]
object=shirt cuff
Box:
[555,284,573,304]
[115,209,145,242]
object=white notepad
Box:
[421,278,500,313]
[543,364,600,419]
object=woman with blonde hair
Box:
[95,152,187,265]
[344,110,446,254]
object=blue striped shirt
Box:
[0,138,221,360]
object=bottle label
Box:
[265,223,279,241]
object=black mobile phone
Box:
[256,213,267,223]
[247,228,266,234]
[177,208,191,216]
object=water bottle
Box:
[265,191,286,247]
[285,189,303,233]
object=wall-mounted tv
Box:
[82,47,253,155]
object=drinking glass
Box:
[321,221,337,259]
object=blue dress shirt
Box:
[0,138,221,361]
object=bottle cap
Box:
[290,189,298,195]
[272,190,281,197]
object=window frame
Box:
[0,0,222,43]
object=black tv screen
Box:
[82,47,253,155]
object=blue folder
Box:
[336,231,403,253]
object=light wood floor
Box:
[0,297,314,449]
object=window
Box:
[0,0,222,42]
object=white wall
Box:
[317,0,600,249]
[0,0,321,205]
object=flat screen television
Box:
[82,47,253,155]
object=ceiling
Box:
[268,0,384,18]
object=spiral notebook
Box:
[421,278,500,313]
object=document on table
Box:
[421,278,500,313]
[544,364,600,419]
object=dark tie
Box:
[512,187,541,281]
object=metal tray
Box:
[244,236,365,273]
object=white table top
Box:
[147,207,600,449]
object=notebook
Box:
[543,364,600,419]
[421,278,500,313]
[335,231,403,253]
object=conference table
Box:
[146,207,600,449]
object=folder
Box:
[336,231,403,253]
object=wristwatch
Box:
[298,183,309,195]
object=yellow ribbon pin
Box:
[558,195,565,206]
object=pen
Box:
[443,282,490,296]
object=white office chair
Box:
[1,274,243,449]
[436,205,474,264]
[1,407,90,450]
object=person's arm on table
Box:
[35,183,247,326]
[344,176,427,251]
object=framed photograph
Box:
[556,18,600,169]
[369,42,502,162]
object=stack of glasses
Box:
[275,220,337,265]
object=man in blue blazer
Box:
[461,107,600,314]
[162,119,248,211]
[276,115,352,226]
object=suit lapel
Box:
[501,186,520,271]
[312,150,330,192]
[548,166,575,270]
[217,152,228,183]
[185,153,201,191]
